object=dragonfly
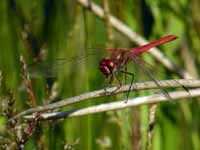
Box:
[99,35,177,76]
[29,35,185,101]
[98,35,180,101]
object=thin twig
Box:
[77,0,193,79]
[0,70,2,88]
[102,0,113,47]
[10,79,200,121]
[24,88,200,120]
[131,108,141,150]
[146,104,157,150]
[180,38,198,78]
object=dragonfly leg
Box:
[102,74,114,94]
[121,70,135,103]
[124,66,127,84]
[109,73,114,85]
[104,70,123,94]
[104,71,122,94]
[113,70,123,92]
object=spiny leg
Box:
[102,70,122,94]
[109,70,122,93]
[120,70,135,103]
[124,65,127,84]
[102,74,114,93]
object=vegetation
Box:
[0,0,199,149]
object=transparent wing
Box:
[27,49,110,78]
[128,55,189,98]
[132,56,172,99]
[134,57,189,92]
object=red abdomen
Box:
[131,35,177,55]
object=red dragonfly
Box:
[99,35,177,76]
[98,35,178,100]
[29,35,181,101]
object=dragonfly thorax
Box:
[99,59,116,76]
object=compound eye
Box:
[99,59,116,76]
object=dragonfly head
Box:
[99,59,116,76]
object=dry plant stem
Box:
[146,104,157,150]
[77,0,192,79]
[180,39,198,78]
[191,0,200,39]
[15,118,39,150]
[10,79,200,120]
[102,0,113,47]
[20,55,36,106]
[5,90,36,150]
[7,90,15,118]
[0,71,2,88]
[24,88,200,120]
[131,108,141,150]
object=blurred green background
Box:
[0,0,199,149]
